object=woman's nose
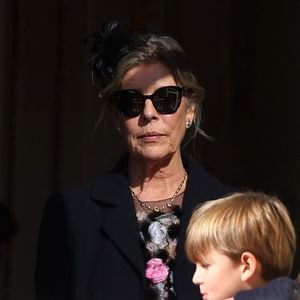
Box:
[141,99,158,120]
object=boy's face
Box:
[192,249,247,300]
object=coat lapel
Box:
[175,166,202,268]
[176,154,237,268]
[90,171,145,278]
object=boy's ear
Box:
[240,251,260,282]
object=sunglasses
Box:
[112,86,188,117]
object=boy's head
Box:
[185,191,296,299]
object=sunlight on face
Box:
[118,62,195,163]
[192,249,245,300]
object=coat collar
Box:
[175,154,207,267]
[88,152,234,280]
[176,153,236,268]
[90,157,145,278]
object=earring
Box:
[185,120,192,129]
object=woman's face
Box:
[117,62,195,163]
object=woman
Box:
[35,21,235,300]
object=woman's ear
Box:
[240,251,260,282]
[185,103,196,126]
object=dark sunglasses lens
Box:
[153,87,182,114]
[113,86,184,117]
[114,90,143,117]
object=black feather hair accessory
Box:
[88,20,144,87]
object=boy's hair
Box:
[185,191,296,281]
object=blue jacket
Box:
[235,277,300,300]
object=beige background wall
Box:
[0,0,299,299]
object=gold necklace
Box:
[130,171,187,212]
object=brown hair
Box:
[185,191,296,280]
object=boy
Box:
[185,191,300,300]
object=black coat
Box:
[35,153,235,300]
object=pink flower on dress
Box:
[145,258,169,283]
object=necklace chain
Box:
[130,171,187,212]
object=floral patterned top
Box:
[134,193,184,300]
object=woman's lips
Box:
[139,132,165,142]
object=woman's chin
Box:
[130,147,176,164]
